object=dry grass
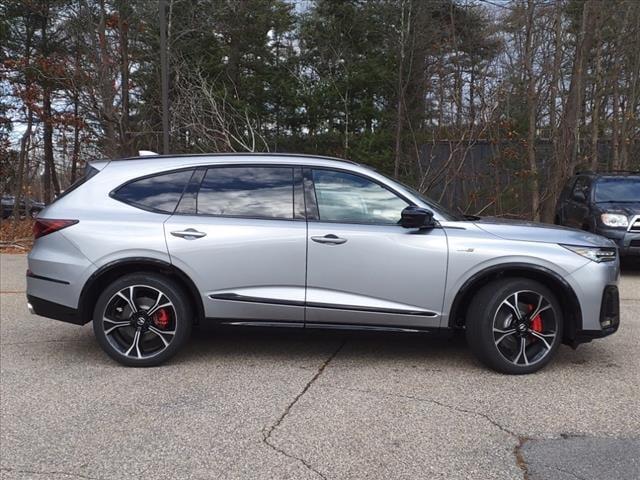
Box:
[0,218,34,253]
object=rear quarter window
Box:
[112,169,194,213]
[52,164,100,203]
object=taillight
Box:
[33,219,79,239]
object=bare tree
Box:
[171,68,269,153]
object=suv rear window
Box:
[113,169,193,213]
[197,166,293,219]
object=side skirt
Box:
[206,318,440,334]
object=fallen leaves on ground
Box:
[0,218,34,253]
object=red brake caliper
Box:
[528,304,543,333]
[153,308,170,329]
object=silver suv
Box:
[26,154,620,373]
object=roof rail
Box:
[575,169,640,175]
[111,152,359,166]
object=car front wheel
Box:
[465,278,563,374]
[93,273,192,367]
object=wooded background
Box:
[2,0,640,221]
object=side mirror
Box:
[572,190,586,202]
[400,206,435,229]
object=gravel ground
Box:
[1,254,638,480]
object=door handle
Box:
[170,228,207,239]
[311,234,347,245]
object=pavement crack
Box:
[0,467,101,480]
[333,386,520,437]
[514,437,531,480]
[327,386,531,479]
[262,338,347,480]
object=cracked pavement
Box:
[1,254,639,479]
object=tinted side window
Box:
[114,169,193,213]
[197,167,294,219]
[572,177,590,201]
[312,169,408,224]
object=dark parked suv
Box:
[1,195,45,219]
[555,171,640,257]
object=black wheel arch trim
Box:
[447,262,582,338]
[79,257,204,325]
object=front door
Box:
[165,165,307,323]
[304,168,448,329]
[566,176,591,229]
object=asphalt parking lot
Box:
[1,253,639,480]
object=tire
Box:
[465,278,563,374]
[93,272,193,367]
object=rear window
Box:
[113,169,194,213]
[197,166,294,219]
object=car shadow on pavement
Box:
[49,318,620,372]
[620,257,640,273]
[174,324,477,368]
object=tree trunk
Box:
[13,111,32,225]
[552,0,595,220]
[97,0,118,157]
[71,91,81,183]
[12,18,34,228]
[590,28,603,171]
[43,89,60,200]
[118,0,131,156]
[524,0,539,221]
[40,2,60,202]
[612,81,620,169]
[394,0,409,178]
[541,0,563,222]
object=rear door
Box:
[556,177,577,224]
[303,168,448,329]
[164,165,307,323]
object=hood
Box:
[473,217,614,247]
[593,202,640,217]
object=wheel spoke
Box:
[529,294,552,319]
[494,329,517,346]
[125,328,142,358]
[512,337,528,365]
[103,317,125,324]
[502,295,522,321]
[148,300,173,317]
[117,286,137,313]
[103,318,130,335]
[530,330,554,350]
[148,325,175,347]
[145,291,164,313]
[493,327,516,334]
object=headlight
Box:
[562,245,617,262]
[601,213,628,228]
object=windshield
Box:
[595,177,640,203]
[374,172,463,221]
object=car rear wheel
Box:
[93,273,192,367]
[465,278,563,374]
